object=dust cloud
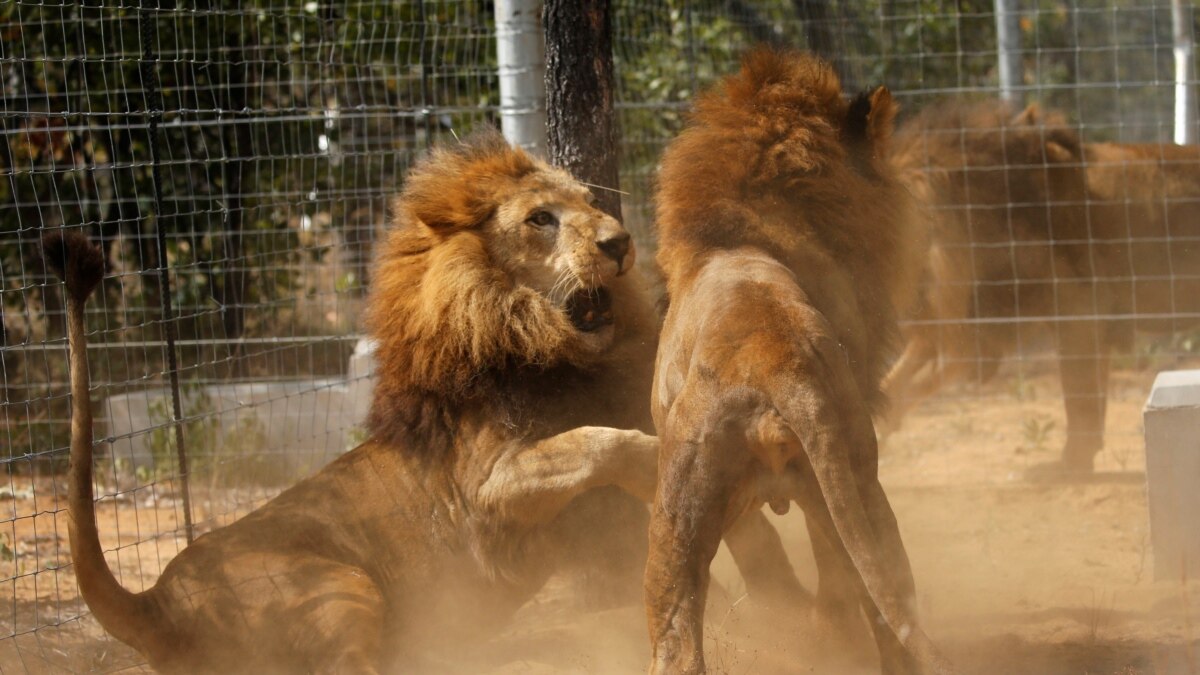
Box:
[417,368,1199,675]
[5,368,1197,674]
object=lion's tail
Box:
[769,340,956,675]
[43,231,166,657]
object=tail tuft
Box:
[42,230,105,303]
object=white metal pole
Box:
[994,0,1022,104]
[1172,0,1196,145]
[494,0,547,155]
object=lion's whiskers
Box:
[549,270,572,305]
[579,180,630,196]
[548,269,579,306]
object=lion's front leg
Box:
[477,426,658,525]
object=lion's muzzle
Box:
[566,286,614,332]
[596,231,632,275]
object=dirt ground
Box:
[1,363,1198,674]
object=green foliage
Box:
[145,386,277,486]
[344,425,370,452]
[0,534,13,563]
[616,6,741,164]
[146,386,218,477]
[1016,415,1056,455]
[614,4,741,231]
[0,0,498,346]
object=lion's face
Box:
[483,166,635,347]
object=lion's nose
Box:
[597,231,632,269]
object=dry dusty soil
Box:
[1,363,1198,674]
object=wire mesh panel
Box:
[0,1,498,670]
[612,0,1200,487]
[0,0,1198,671]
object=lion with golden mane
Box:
[646,50,952,674]
[50,134,674,674]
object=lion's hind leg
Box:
[280,561,387,675]
[723,507,812,612]
[878,336,938,439]
[646,437,738,675]
[646,395,756,675]
[1055,317,1111,473]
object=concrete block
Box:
[345,337,377,425]
[101,338,380,483]
[1144,369,1200,581]
[104,378,355,480]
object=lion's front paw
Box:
[612,430,659,502]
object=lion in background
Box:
[50,134,668,674]
[646,50,951,674]
[880,100,1129,473]
[1083,141,1200,338]
[882,100,1200,474]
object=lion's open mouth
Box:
[566,287,614,332]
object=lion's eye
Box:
[527,210,558,228]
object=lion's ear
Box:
[867,86,897,147]
[1044,140,1075,164]
[845,86,896,177]
[847,87,897,152]
[1012,103,1042,127]
[846,86,897,145]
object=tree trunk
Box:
[0,306,13,402]
[543,0,623,222]
[728,0,785,47]
[216,49,250,349]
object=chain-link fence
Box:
[1,1,1197,671]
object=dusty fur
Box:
[646,50,951,674]
[880,99,1131,471]
[51,134,671,674]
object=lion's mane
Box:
[655,49,921,402]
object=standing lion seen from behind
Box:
[646,50,952,675]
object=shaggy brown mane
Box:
[365,131,650,455]
[655,48,920,401]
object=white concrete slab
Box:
[1144,369,1200,580]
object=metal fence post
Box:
[138,4,195,545]
[1172,0,1197,144]
[995,0,1022,104]
[495,0,548,155]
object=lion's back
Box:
[654,50,920,404]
